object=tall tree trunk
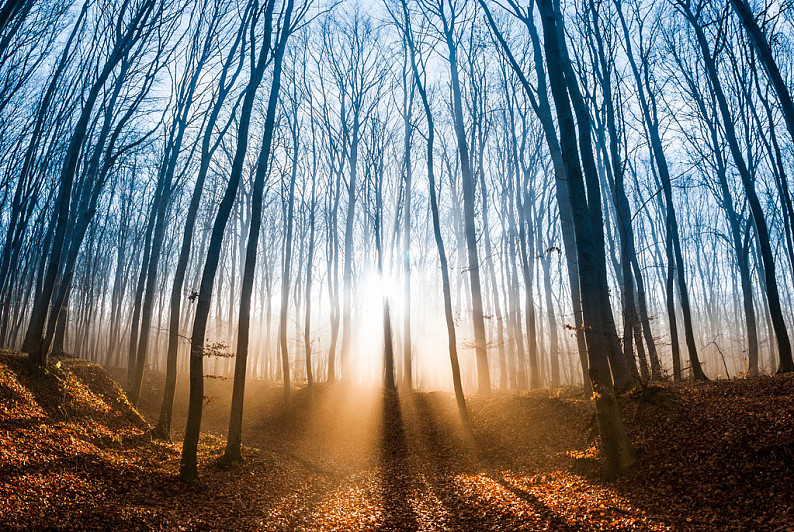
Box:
[181,0,276,482]
[479,0,591,394]
[401,0,470,435]
[222,1,292,464]
[304,156,317,426]
[401,70,413,389]
[326,163,342,382]
[589,1,651,382]
[153,13,245,440]
[340,110,360,385]
[616,2,707,381]
[537,0,636,477]
[127,189,160,388]
[278,115,299,409]
[22,0,157,366]
[441,16,490,394]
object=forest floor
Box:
[0,351,792,531]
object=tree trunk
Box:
[222,2,292,464]
[537,0,636,478]
[181,0,276,481]
[443,20,490,394]
[615,2,707,381]
[401,0,471,436]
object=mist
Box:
[1,0,794,509]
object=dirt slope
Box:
[0,351,317,530]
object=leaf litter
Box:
[0,350,792,531]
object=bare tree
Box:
[422,0,491,394]
[22,0,164,368]
[181,0,280,482]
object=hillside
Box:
[0,350,793,530]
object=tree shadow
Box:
[378,389,419,531]
[406,394,579,531]
[490,475,577,530]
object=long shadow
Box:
[407,394,493,527]
[408,394,577,531]
[491,475,577,530]
[378,390,419,531]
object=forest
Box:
[0,0,793,529]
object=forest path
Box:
[228,386,671,531]
[129,370,794,531]
[3,355,791,530]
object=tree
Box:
[222,0,299,466]
[395,0,471,434]
[423,0,491,394]
[130,1,217,405]
[22,0,163,368]
[153,0,248,440]
[728,0,794,148]
[181,0,280,482]
[535,0,636,477]
[679,0,793,373]
[615,0,708,381]
[479,0,593,393]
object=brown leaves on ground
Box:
[0,350,792,531]
[616,378,794,531]
[0,351,319,530]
